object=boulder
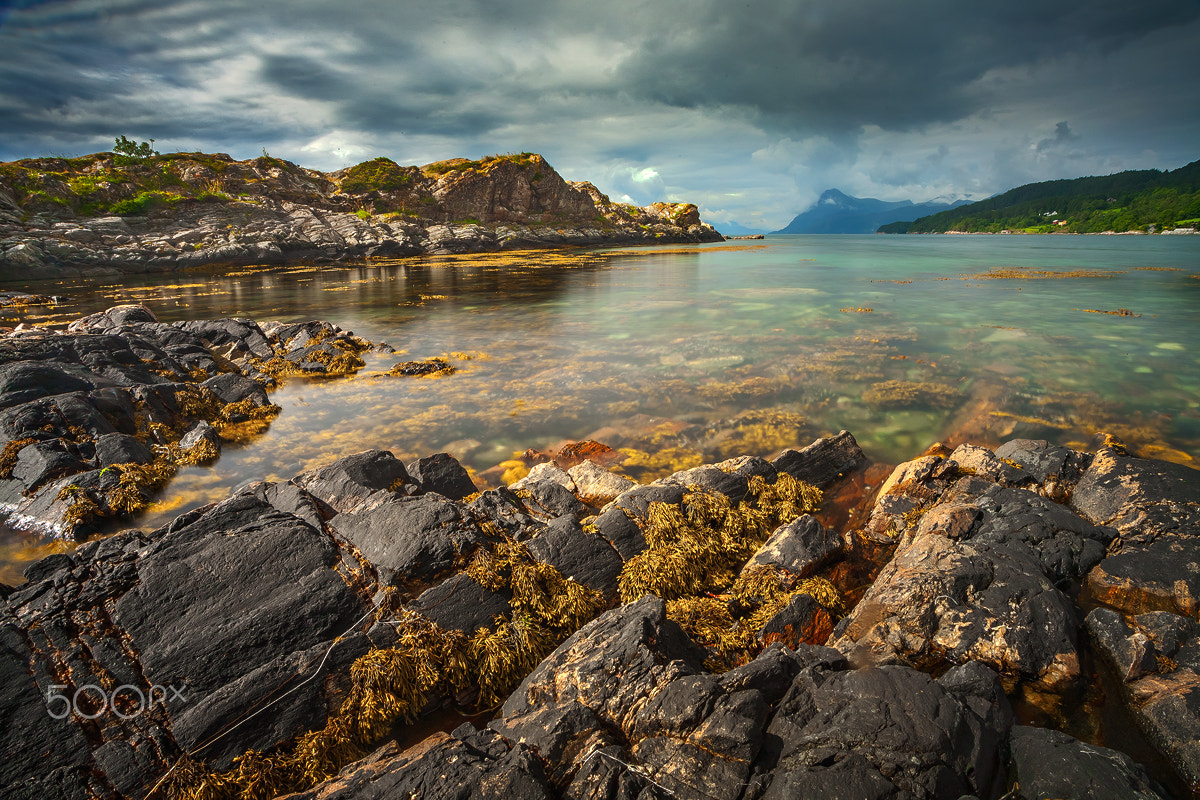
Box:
[94,432,154,467]
[292,449,409,513]
[407,452,477,500]
[331,492,486,587]
[567,460,636,505]
[1006,726,1170,799]
[771,429,866,488]
[742,514,844,578]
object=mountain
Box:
[715,220,768,236]
[772,189,970,234]
[880,159,1200,234]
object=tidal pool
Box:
[3,234,1199,582]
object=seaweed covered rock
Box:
[0,307,374,537]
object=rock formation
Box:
[0,152,723,280]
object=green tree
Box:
[112,135,158,165]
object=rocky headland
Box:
[0,151,723,281]
[2,308,1200,799]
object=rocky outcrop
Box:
[0,305,373,537]
[3,410,1196,798]
[0,152,723,280]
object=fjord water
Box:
[3,234,1199,581]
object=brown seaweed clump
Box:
[616,473,823,604]
[388,357,456,377]
[862,379,959,410]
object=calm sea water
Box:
[3,234,1199,582]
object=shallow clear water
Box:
[3,234,1199,582]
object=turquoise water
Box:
[3,234,1199,580]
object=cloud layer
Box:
[2,0,1197,228]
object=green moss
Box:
[341,157,413,193]
[109,190,179,216]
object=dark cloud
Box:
[0,0,1197,226]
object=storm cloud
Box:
[1,0,1197,228]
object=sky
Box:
[1,0,1198,230]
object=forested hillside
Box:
[879,159,1200,233]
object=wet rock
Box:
[943,442,1034,486]
[389,357,455,376]
[590,504,647,561]
[568,460,637,505]
[1086,607,1159,682]
[771,429,867,488]
[292,449,409,513]
[743,514,844,578]
[1006,726,1171,799]
[833,459,1112,690]
[407,452,477,500]
[1087,535,1200,617]
[406,572,512,634]
[514,478,587,521]
[757,592,835,650]
[757,661,1011,800]
[331,492,485,587]
[1071,445,1200,543]
[526,516,623,597]
[94,432,154,467]
[285,729,554,800]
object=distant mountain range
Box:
[716,220,769,236]
[772,189,970,234]
[878,159,1200,234]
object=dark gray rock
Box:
[771,429,866,488]
[1087,607,1159,683]
[757,663,1012,800]
[665,464,750,504]
[94,432,154,467]
[743,514,844,578]
[407,572,512,634]
[0,361,96,409]
[466,487,541,539]
[526,516,623,598]
[591,505,647,562]
[12,439,88,491]
[199,372,269,406]
[293,449,409,513]
[331,492,485,586]
[407,452,477,500]
[67,304,159,332]
[1087,534,1200,617]
[110,491,366,761]
[283,729,554,800]
[1071,446,1200,541]
[833,480,1111,691]
[515,478,587,521]
[993,438,1092,502]
[1007,726,1170,799]
[178,421,221,457]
